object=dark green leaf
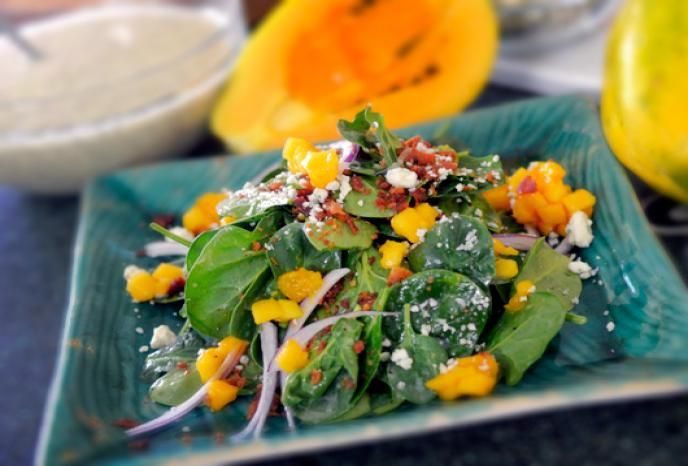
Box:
[283,319,363,423]
[517,238,582,311]
[487,292,567,385]
[440,194,504,233]
[337,107,402,168]
[186,229,218,270]
[408,214,495,285]
[150,366,203,406]
[384,270,490,357]
[305,218,378,251]
[185,226,269,338]
[266,223,342,276]
[332,248,388,315]
[343,176,396,218]
[141,331,206,381]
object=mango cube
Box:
[495,258,518,280]
[379,240,410,269]
[277,268,323,302]
[126,271,157,302]
[391,203,438,243]
[196,348,224,383]
[251,299,303,324]
[283,137,315,174]
[206,380,239,411]
[303,148,339,188]
[426,352,498,400]
[276,338,309,373]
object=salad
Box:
[122,107,597,438]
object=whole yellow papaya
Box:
[601,0,688,202]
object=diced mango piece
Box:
[426,352,498,400]
[126,271,157,302]
[379,240,410,269]
[196,348,224,383]
[515,280,536,295]
[303,148,339,188]
[495,258,518,280]
[220,216,237,226]
[182,193,226,235]
[482,184,511,211]
[196,193,227,218]
[537,221,555,235]
[536,203,567,226]
[562,189,596,217]
[251,299,303,324]
[493,238,518,256]
[512,198,537,225]
[206,380,239,411]
[152,263,184,296]
[391,204,438,243]
[276,338,309,373]
[282,137,316,174]
[508,167,528,194]
[504,279,536,313]
[530,161,566,189]
[541,182,571,203]
[217,336,247,358]
[277,268,323,302]
[387,266,413,285]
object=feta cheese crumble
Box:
[150,324,177,349]
[385,167,418,189]
[566,211,594,248]
[568,259,594,279]
[391,348,413,370]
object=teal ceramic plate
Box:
[37,96,688,466]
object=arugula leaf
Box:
[282,319,363,423]
[337,107,402,168]
[305,218,378,251]
[343,176,396,218]
[408,214,495,285]
[150,366,203,407]
[384,270,491,357]
[185,226,269,338]
[516,238,582,311]
[386,305,447,404]
[265,223,342,276]
[487,292,568,385]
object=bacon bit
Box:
[357,291,378,311]
[375,185,409,213]
[518,176,537,194]
[427,276,435,284]
[387,266,413,285]
[343,168,352,176]
[340,298,351,310]
[151,214,176,229]
[485,172,496,183]
[226,373,246,389]
[320,280,345,315]
[368,256,377,265]
[246,386,282,421]
[113,418,139,429]
[176,361,188,370]
[251,241,263,252]
[376,178,392,191]
[310,369,323,385]
[340,376,356,390]
[168,277,186,296]
[353,340,365,354]
[411,187,428,204]
[267,181,284,191]
[350,175,370,194]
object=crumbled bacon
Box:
[357,291,378,311]
[353,340,365,354]
[350,175,370,194]
[226,372,247,389]
[310,369,323,385]
[387,266,413,286]
[246,386,282,420]
[167,277,186,296]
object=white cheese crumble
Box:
[606,321,615,332]
[391,348,413,370]
[135,327,144,335]
[568,259,594,279]
[396,381,406,390]
[385,167,418,189]
[566,211,594,248]
[420,324,432,336]
[336,174,352,203]
[138,345,149,353]
[239,355,250,365]
[123,265,145,281]
[150,324,177,349]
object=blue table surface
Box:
[2,86,687,466]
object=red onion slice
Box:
[142,241,189,257]
[493,234,539,251]
[233,323,278,440]
[555,237,573,255]
[287,268,350,337]
[126,341,246,437]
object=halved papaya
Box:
[212,0,498,153]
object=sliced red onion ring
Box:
[126,341,246,437]
[269,311,396,373]
[555,237,573,255]
[287,268,350,337]
[327,140,360,163]
[493,234,539,251]
[233,323,278,440]
[142,241,189,257]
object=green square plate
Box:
[37,96,688,466]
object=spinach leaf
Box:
[332,248,388,314]
[185,226,269,338]
[439,194,504,233]
[251,207,288,241]
[436,152,504,197]
[343,176,396,218]
[384,270,490,357]
[370,390,405,415]
[266,223,342,276]
[141,330,206,381]
[487,292,567,385]
[408,214,495,286]
[186,229,218,270]
[517,238,582,311]
[305,218,378,251]
[386,305,447,404]
[337,107,402,168]
[283,319,363,423]
[150,366,203,407]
